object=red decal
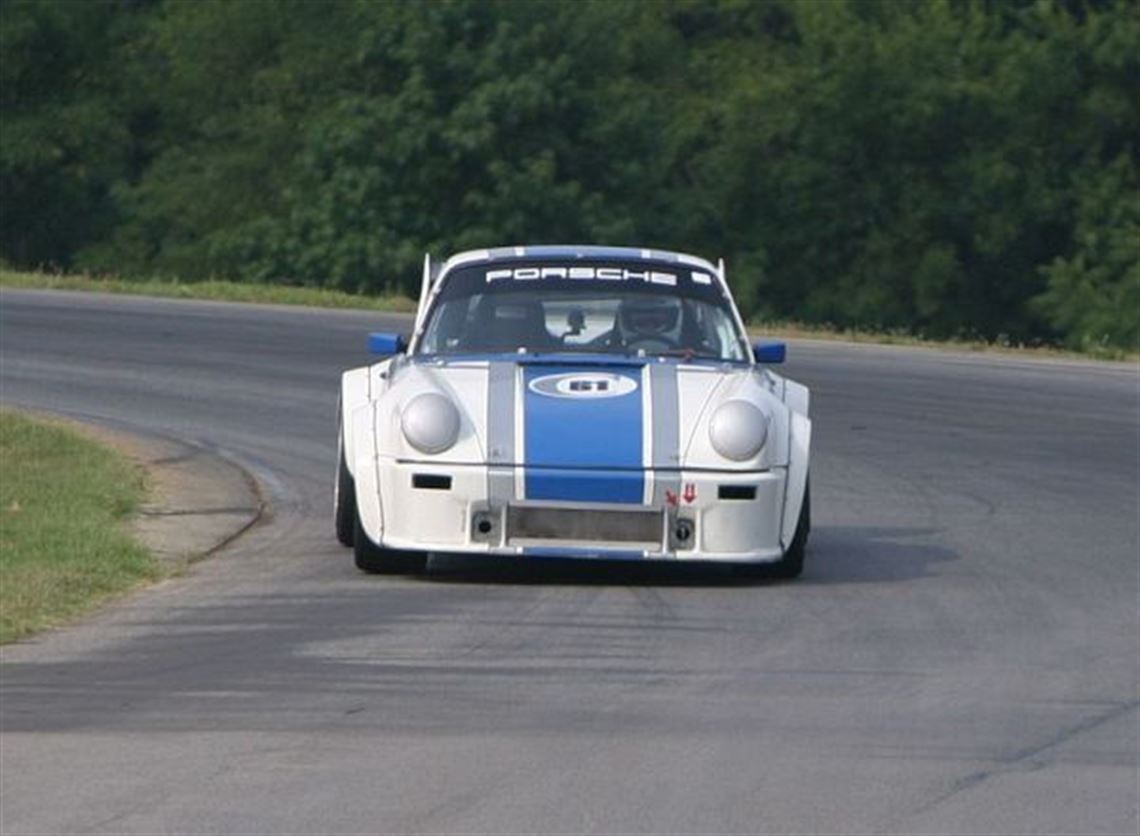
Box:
[665,489,678,507]
[682,483,697,504]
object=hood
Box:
[377,357,787,500]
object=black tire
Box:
[772,479,810,579]
[334,427,356,547]
[353,512,428,575]
[734,479,810,581]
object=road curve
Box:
[1,288,1137,835]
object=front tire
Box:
[734,479,810,581]
[353,513,428,575]
[771,480,810,579]
[334,427,355,547]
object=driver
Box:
[615,296,684,349]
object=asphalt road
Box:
[1,288,1137,835]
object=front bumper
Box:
[366,460,789,563]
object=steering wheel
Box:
[621,335,680,354]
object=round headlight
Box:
[401,393,460,454]
[708,400,769,461]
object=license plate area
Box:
[506,503,664,550]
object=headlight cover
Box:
[401,392,460,455]
[708,400,769,461]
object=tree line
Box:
[2,0,1136,350]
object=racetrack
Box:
[1,288,1137,835]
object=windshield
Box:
[417,261,749,362]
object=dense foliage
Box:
[2,0,1136,349]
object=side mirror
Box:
[368,332,408,355]
[752,340,786,364]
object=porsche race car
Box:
[335,246,811,577]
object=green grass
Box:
[747,318,1139,362]
[0,269,417,312]
[2,268,1134,361]
[0,411,163,643]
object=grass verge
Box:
[2,269,1134,362]
[748,319,1138,362]
[0,411,162,643]
[0,269,417,313]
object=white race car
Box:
[335,246,811,577]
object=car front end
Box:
[337,246,811,574]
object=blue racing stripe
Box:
[523,364,644,503]
[525,468,643,503]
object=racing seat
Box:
[462,297,558,352]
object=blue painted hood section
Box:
[522,363,646,504]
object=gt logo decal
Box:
[528,372,639,400]
[569,379,608,393]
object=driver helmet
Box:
[616,296,684,344]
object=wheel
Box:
[353,512,428,575]
[734,479,810,580]
[772,479,810,579]
[334,423,355,547]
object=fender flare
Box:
[340,368,370,477]
[783,378,810,417]
[780,379,811,549]
[340,367,383,544]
